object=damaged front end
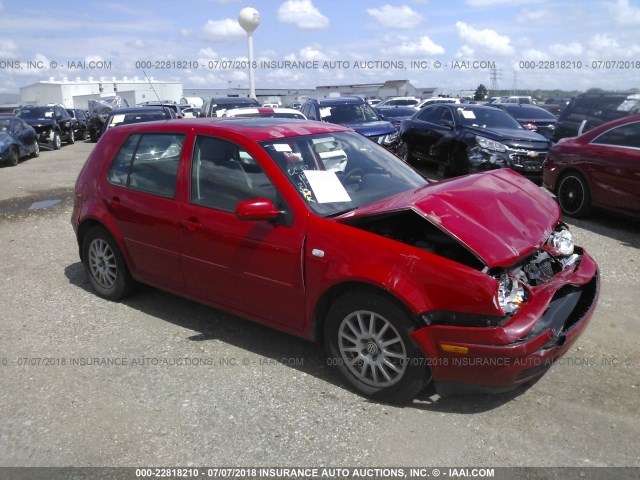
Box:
[468,135,549,178]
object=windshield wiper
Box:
[326,207,358,218]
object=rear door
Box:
[102,132,185,291]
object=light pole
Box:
[238,7,260,100]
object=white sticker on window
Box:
[273,143,293,152]
[319,107,332,119]
[44,111,53,118]
[312,136,335,145]
[460,110,476,119]
[304,170,351,203]
[111,114,125,126]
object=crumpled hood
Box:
[0,132,14,145]
[345,120,396,137]
[347,169,560,268]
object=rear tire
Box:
[324,289,429,403]
[556,172,591,218]
[82,226,136,300]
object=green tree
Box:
[474,84,488,101]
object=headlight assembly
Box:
[378,132,399,146]
[496,274,527,315]
[476,136,506,152]
[547,225,574,256]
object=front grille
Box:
[508,149,547,172]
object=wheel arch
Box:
[311,281,421,345]
[76,217,131,270]
[556,166,591,194]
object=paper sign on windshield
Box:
[304,170,351,204]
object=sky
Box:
[1,0,639,95]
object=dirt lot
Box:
[0,141,639,469]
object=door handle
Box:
[181,217,202,232]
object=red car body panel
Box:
[72,118,600,393]
[543,114,640,219]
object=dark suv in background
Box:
[199,97,260,117]
[66,108,89,141]
[300,97,398,148]
[551,92,640,142]
[16,105,75,149]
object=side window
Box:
[592,122,640,149]
[191,136,277,212]
[417,106,440,123]
[305,105,317,120]
[108,133,184,198]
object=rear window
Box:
[108,133,184,198]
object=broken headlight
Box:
[496,274,527,315]
[378,131,399,146]
[547,225,574,256]
[476,136,506,152]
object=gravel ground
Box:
[0,142,638,468]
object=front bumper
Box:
[411,250,599,395]
[468,146,547,178]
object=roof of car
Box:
[108,106,169,115]
[309,96,366,105]
[102,117,351,141]
[223,107,307,118]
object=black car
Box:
[66,108,89,141]
[88,96,129,142]
[551,92,640,142]
[199,97,260,117]
[0,116,39,166]
[15,105,75,149]
[374,106,418,129]
[488,104,558,140]
[98,106,174,140]
[399,104,550,178]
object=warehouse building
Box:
[20,78,183,109]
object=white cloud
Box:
[455,45,475,58]
[466,0,540,5]
[516,8,551,23]
[588,33,620,51]
[367,5,424,29]
[0,38,19,58]
[382,35,444,56]
[521,48,548,61]
[202,18,245,41]
[198,48,219,59]
[0,3,4,15]
[284,46,329,62]
[278,0,330,30]
[605,0,640,26]
[549,42,583,56]
[587,33,640,58]
[455,22,514,55]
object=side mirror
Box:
[440,119,455,129]
[235,198,282,222]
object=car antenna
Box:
[142,69,163,103]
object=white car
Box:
[222,107,307,120]
[415,97,461,109]
[375,97,421,108]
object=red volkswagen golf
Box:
[72,118,599,402]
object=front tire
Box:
[7,146,19,166]
[31,141,40,158]
[557,172,591,218]
[53,132,62,150]
[82,226,136,300]
[324,289,429,403]
[399,141,416,165]
[67,129,75,145]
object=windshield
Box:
[16,107,54,120]
[107,111,167,128]
[233,112,306,119]
[319,103,380,124]
[456,106,524,130]
[260,131,427,217]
